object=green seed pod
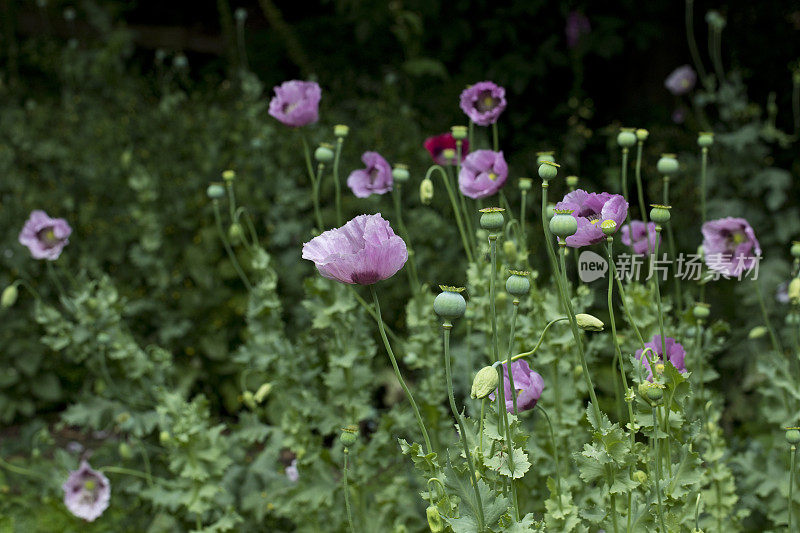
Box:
[518,178,532,191]
[119,442,133,460]
[546,203,556,220]
[617,128,637,148]
[789,278,800,305]
[426,506,444,533]
[1,284,19,308]
[420,178,434,205]
[503,240,518,263]
[471,366,499,399]
[692,303,710,320]
[334,124,349,137]
[791,241,800,258]
[636,128,649,141]
[656,154,679,176]
[479,207,505,232]
[538,161,560,181]
[506,270,531,297]
[649,204,672,224]
[645,386,664,403]
[566,175,579,188]
[451,125,468,140]
[434,286,467,320]
[550,210,578,238]
[576,313,604,331]
[748,326,768,339]
[601,219,617,236]
[442,148,456,162]
[536,151,555,164]
[633,470,647,484]
[314,144,335,163]
[234,7,247,22]
[222,170,236,181]
[786,428,800,445]
[206,183,225,199]
[698,132,714,148]
[392,164,410,183]
[340,428,358,447]
[159,430,172,444]
[228,223,244,245]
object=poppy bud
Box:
[228,223,244,245]
[550,210,578,238]
[748,326,768,339]
[118,442,133,460]
[633,470,647,484]
[566,175,579,188]
[426,506,444,533]
[314,144,334,163]
[242,391,256,410]
[692,303,710,320]
[442,148,456,162]
[791,241,800,258]
[206,183,225,199]
[1,284,18,308]
[506,271,530,297]
[789,278,800,305]
[434,286,466,321]
[222,170,236,181]
[656,154,679,176]
[392,164,410,183]
[538,161,559,181]
[617,128,637,148]
[159,431,172,444]
[649,204,672,224]
[635,128,649,141]
[518,178,532,191]
[786,428,800,445]
[420,178,434,205]
[479,207,505,232]
[334,124,350,138]
[471,366,499,399]
[254,383,272,403]
[576,313,604,331]
[451,125,468,140]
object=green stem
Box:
[700,146,708,225]
[685,0,709,83]
[0,455,46,479]
[537,405,563,511]
[490,234,511,500]
[541,182,563,304]
[711,28,725,83]
[511,318,569,361]
[343,449,356,533]
[443,322,486,530]
[312,163,325,231]
[520,189,528,267]
[790,445,797,533]
[479,398,486,458]
[492,123,499,152]
[506,302,520,415]
[426,165,474,263]
[755,280,783,355]
[392,185,420,292]
[347,286,402,346]
[694,319,706,418]
[634,140,652,256]
[334,138,344,226]
[662,176,681,314]
[213,201,252,290]
[101,466,152,480]
[610,491,620,533]
[370,286,433,454]
[652,227,667,361]
[652,406,668,533]
[621,147,629,201]
[457,141,477,259]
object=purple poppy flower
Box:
[302,213,407,285]
[62,460,111,522]
[565,11,591,48]
[621,220,659,255]
[664,65,697,96]
[701,217,761,278]
[18,210,72,260]
[424,133,469,166]
[458,150,508,199]
[267,80,321,127]
[459,81,507,126]
[554,189,628,247]
[285,459,299,482]
[347,151,393,198]
[489,359,544,413]
[635,334,687,382]
[777,281,790,304]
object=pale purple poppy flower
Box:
[621,220,659,255]
[267,80,321,127]
[302,213,407,285]
[18,210,72,260]
[701,217,761,277]
[347,151,393,198]
[285,459,299,482]
[489,359,544,413]
[635,334,687,382]
[565,11,590,48]
[664,65,697,96]
[554,189,628,247]
[458,150,508,199]
[459,81,507,126]
[62,460,111,522]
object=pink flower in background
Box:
[554,189,628,247]
[62,460,111,522]
[635,335,687,382]
[701,217,761,277]
[19,210,72,260]
[566,11,591,48]
[489,359,544,413]
[664,65,697,96]
[268,80,321,127]
[424,133,469,166]
[621,220,659,255]
[458,150,508,199]
[459,81,507,126]
[347,151,393,198]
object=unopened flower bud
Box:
[649,204,672,224]
[789,278,800,305]
[451,125,468,140]
[479,207,505,232]
[234,7,247,21]
[392,164,410,183]
[506,270,530,297]
[334,124,349,138]
[617,128,637,148]
[228,223,244,244]
[420,178,434,205]
[633,470,647,484]
[314,144,334,163]
[2,284,18,308]
[692,303,710,320]
[550,210,578,238]
[471,366,499,399]
[118,442,133,460]
[538,161,560,181]
[705,10,726,30]
[639,383,664,404]
[159,430,172,444]
[791,241,800,258]
[434,286,466,321]
[254,383,272,403]
[576,313,604,331]
[503,240,518,263]
[748,326,768,339]
[206,183,225,199]
[242,391,256,410]
[426,506,444,533]
[566,175,579,188]
[635,128,649,141]
[536,151,555,164]
[786,428,800,445]
[698,132,714,148]
[518,178,532,191]
[601,219,617,236]
[656,154,679,176]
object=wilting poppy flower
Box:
[565,11,590,48]
[62,460,111,522]
[664,65,697,96]
[347,151,393,198]
[489,359,544,413]
[268,80,321,127]
[302,213,407,285]
[458,150,508,199]
[424,133,469,166]
[701,217,761,277]
[459,81,507,126]
[19,210,72,260]
[554,189,628,247]
[635,335,687,382]
[621,220,659,255]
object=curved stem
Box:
[0,455,46,479]
[213,201,252,290]
[426,165,473,263]
[312,163,325,232]
[685,0,709,83]
[370,286,432,454]
[392,185,420,292]
[343,449,356,533]
[700,146,708,225]
[537,404,563,511]
[633,140,652,256]
[790,445,797,533]
[506,302,520,415]
[511,318,569,361]
[662,176,681,314]
[347,285,402,345]
[100,466,152,480]
[443,322,486,530]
